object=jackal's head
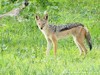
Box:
[35,14,48,30]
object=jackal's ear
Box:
[44,14,48,20]
[35,15,40,20]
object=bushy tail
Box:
[85,27,92,50]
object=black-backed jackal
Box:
[35,13,92,56]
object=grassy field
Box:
[0,0,100,75]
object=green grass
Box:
[0,0,100,75]
[0,49,100,75]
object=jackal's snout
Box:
[41,27,43,29]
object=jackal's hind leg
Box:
[78,29,88,55]
[73,37,84,55]
[80,42,87,55]
[76,38,87,55]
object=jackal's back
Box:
[49,23,84,32]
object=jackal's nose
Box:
[41,27,43,29]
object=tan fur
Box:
[35,13,92,56]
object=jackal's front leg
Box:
[46,39,52,56]
[51,34,57,56]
